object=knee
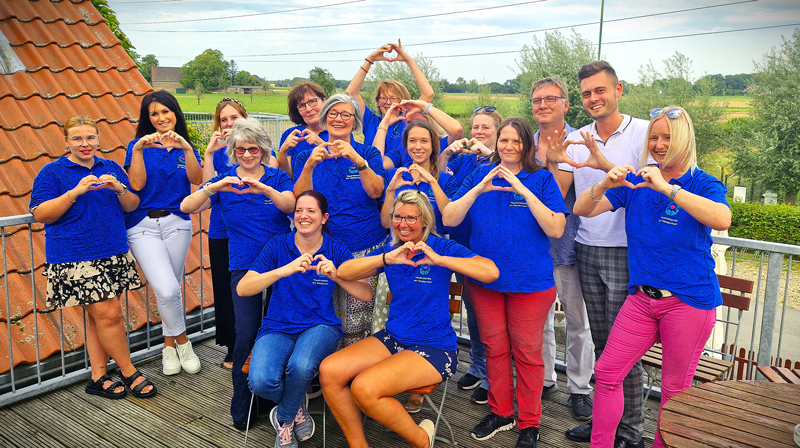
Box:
[286,357,318,383]
[249,369,282,398]
[350,375,379,409]
[319,356,341,389]
[152,281,182,303]
[594,357,621,389]
[89,301,124,328]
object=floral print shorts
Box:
[372,329,458,381]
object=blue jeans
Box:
[230,269,270,424]
[249,324,341,423]
[456,272,489,390]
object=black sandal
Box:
[85,374,127,400]
[121,370,157,398]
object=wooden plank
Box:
[0,405,66,448]
[666,399,793,442]
[661,402,792,447]
[720,381,800,415]
[758,366,787,383]
[661,419,754,448]
[9,395,115,448]
[717,274,754,294]
[721,291,751,311]
[776,367,800,384]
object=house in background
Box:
[0,0,213,386]
[151,66,184,93]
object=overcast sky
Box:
[114,0,800,84]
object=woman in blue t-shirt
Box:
[321,190,499,448]
[573,107,731,448]
[442,117,567,446]
[277,82,328,178]
[292,94,386,348]
[182,117,295,430]
[237,190,372,448]
[30,115,155,399]
[125,90,203,377]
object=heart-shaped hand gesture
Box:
[387,167,415,192]
[133,132,166,151]
[367,44,395,64]
[384,241,419,267]
[284,253,315,277]
[411,240,440,267]
[632,166,669,193]
[545,128,579,167]
[408,164,435,184]
[207,130,227,154]
[305,143,340,169]
[314,254,338,280]
[212,176,250,194]
[157,130,192,152]
[300,128,323,146]
[600,165,637,190]
[476,165,513,194]
[572,130,612,170]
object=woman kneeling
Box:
[320,190,499,448]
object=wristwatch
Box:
[356,160,369,171]
[116,184,128,196]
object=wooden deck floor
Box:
[0,339,660,447]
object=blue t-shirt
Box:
[207,165,293,270]
[447,155,493,248]
[30,156,131,264]
[207,149,231,239]
[370,236,475,351]
[385,136,450,169]
[123,138,202,229]
[253,231,352,339]
[605,168,728,310]
[453,165,568,293]
[363,105,405,164]
[292,140,386,252]
[279,125,330,175]
[383,167,458,236]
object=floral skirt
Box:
[42,252,143,311]
[334,241,382,348]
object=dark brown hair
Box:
[578,60,618,85]
[296,190,329,234]
[490,117,541,173]
[403,120,440,180]
[287,82,327,125]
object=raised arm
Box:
[393,40,434,103]
[402,100,463,143]
[346,44,394,118]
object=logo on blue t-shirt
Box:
[418,264,431,275]
[177,153,186,169]
[105,171,118,179]
[513,193,524,201]
[312,270,329,286]
[348,164,359,174]
[427,186,434,197]
[510,193,527,208]
[665,203,681,216]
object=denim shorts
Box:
[372,329,458,381]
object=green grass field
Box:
[177,92,290,115]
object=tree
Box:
[181,49,230,91]
[228,60,239,84]
[91,0,137,62]
[138,54,158,82]
[234,70,260,86]
[459,83,516,130]
[309,67,336,98]
[194,81,206,105]
[364,53,444,110]
[515,30,596,130]
[620,52,725,159]
[731,28,800,204]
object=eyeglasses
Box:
[650,108,683,119]
[327,110,354,121]
[378,96,401,104]
[233,146,261,155]
[530,96,565,107]
[297,97,322,111]
[69,135,99,146]
[473,106,497,114]
[391,213,420,225]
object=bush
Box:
[729,202,800,245]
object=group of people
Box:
[30,37,731,448]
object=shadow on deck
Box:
[0,339,660,447]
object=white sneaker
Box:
[162,346,181,375]
[419,419,435,447]
[176,340,201,374]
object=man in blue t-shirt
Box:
[531,76,595,423]
[545,62,648,448]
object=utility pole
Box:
[597,0,605,60]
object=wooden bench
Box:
[642,274,754,400]
[757,365,800,384]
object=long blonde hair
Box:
[641,106,696,175]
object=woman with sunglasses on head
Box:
[30,115,155,400]
[321,190,499,448]
[292,94,385,348]
[443,117,567,448]
[572,107,730,448]
[346,40,438,169]
[125,90,203,377]
[278,82,329,178]
[182,116,295,430]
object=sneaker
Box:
[419,419,435,447]
[565,423,591,443]
[471,413,515,440]
[162,346,181,376]
[541,383,558,398]
[293,396,315,442]
[569,393,593,421]
[614,436,644,448]
[176,340,201,374]
[270,406,298,448]
[470,387,488,405]
[516,426,540,448]
[457,373,482,390]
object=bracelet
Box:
[382,252,388,267]
[66,190,76,203]
[360,66,368,74]
[590,182,602,203]
[377,126,388,133]
[365,58,373,65]
[424,103,433,115]
[669,185,681,202]
[202,183,214,197]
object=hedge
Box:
[729,202,800,246]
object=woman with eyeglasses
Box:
[293,94,385,348]
[30,115,155,400]
[442,117,567,447]
[125,90,203,377]
[182,117,295,430]
[345,40,439,170]
[278,82,328,178]
[572,107,730,448]
[321,190,499,448]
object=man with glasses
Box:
[544,62,648,448]
[530,77,595,425]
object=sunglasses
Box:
[473,106,497,114]
[650,108,683,119]
[233,146,261,155]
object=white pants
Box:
[127,214,193,337]
[542,264,595,394]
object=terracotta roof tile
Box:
[0,0,104,25]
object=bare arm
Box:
[394,40,434,103]
[346,45,394,118]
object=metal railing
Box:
[185,112,294,149]
[0,213,215,407]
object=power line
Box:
[124,0,365,25]
[126,0,548,33]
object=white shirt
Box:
[559,114,649,247]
